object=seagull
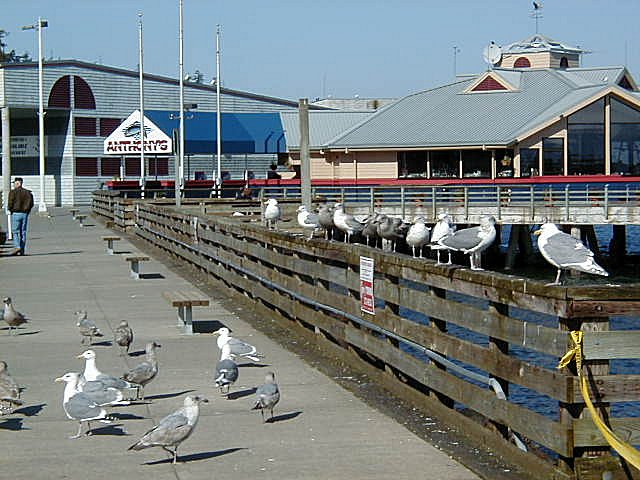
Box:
[114,320,134,356]
[122,342,161,400]
[2,297,28,335]
[78,349,139,395]
[264,198,281,230]
[377,216,409,252]
[297,205,321,240]
[362,213,383,247]
[55,373,113,439]
[438,216,497,271]
[214,327,263,363]
[317,203,335,240]
[0,361,23,414]
[64,371,128,407]
[333,203,365,243]
[430,213,456,264]
[406,217,431,258]
[75,310,104,345]
[128,395,209,464]
[214,343,239,396]
[252,371,280,423]
[534,222,609,286]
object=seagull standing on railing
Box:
[317,203,335,240]
[264,198,281,230]
[430,213,456,264]
[297,205,321,240]
[534,222,609,286]
[406,217,431,258]
[333,203,366,243]
[438,216,496,271]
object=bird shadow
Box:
[0,417,26,430]
[267,411,303,423]
[26,251,83,256]
[91,340,113,347]
[129,349,146,357]
[13,403,46,417]
[89,424,129,436]
[144,447,245,465]
[114,250,132,255]
[226,387,256,400]
[111,412,146,421]
[139,273,165,280]
[3,329,41,336]
[144,390,195,401]
[237,362,270,368]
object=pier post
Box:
[505,224,534,270]
[609,225,626,267]
[429,287,454,408]
[489,302,510,440]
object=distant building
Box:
[284,34,640,183]
[0,60,302,205]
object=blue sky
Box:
[3,1,639,101]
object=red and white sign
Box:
[103,110,172,155]
[360,256,375,315]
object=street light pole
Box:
[138,13,146,198]
[22,17,48,214]
[177,0,184,207]
[215,24,222,198]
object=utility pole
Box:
[176,0,184,207]
[138,13,145,198]
[299,98,311,208]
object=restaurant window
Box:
[519,149,539,177]
[567,99,604,175]
[99,118,121,137]
[430,151,459,178]
[148,158,169,176]
[100,157,120,177]
[611,97,640,175]
[125,157,141,177]
[542,138,564,175]
[461,150,491,178]
[75,157,98,176]
[496,149,514,177]
[75,117,97,136]
[397,151,427,178]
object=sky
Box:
[3,1,640,102]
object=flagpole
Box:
[215,24,222,198]
[177,0,184,206]
[138,13,145,197]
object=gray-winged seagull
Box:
[296,205,321,240]
[430,213,456,264]
[534,222,609,286]
[214,343,239,396]
[333,203,365,243]
[214,327,263,362]
[2,297,28,335]
[128,395,208,464]
[114,320,134,356]
[406,217,431,258]
[252,371,280,423]
[438,216,496,270]
[122,342,161,399]
[75,310,103,345]
[78,349,139,396]
[0,361,23,414]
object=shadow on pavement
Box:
[13,403,46,417]
[144,390,196,401]
[267,410,303,423]
[144,447,246,465]
[0,418,26,430]
[226,387,256,400]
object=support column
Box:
[609,225,626,267]
[2,106,11,239]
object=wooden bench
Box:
[102,235,121,255]
[162,290,210,335]
[76,214,87,227]
[70,208,79,219]
[125,254,150,279]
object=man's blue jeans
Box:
[11,212,29,253]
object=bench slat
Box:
[102,236,121,241]
[125,255,150,262]
[162,290,210,307]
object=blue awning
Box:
[145,110,286,155]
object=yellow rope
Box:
[558,330,640,470]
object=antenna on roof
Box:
[482,41,502,69]
[531,1,543,34]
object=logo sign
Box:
[360,256,375,315]
[104,110,172,155]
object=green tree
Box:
[0,30,32,63]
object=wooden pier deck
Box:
[0,210,481,480]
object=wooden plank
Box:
[344,324,572,456]
[125,255,150,262]
[574,416,640,447]
[583,331,640,360]
[571,374,640,403]
[574,456,640,480]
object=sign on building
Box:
[103,110,172,155]
[360,256,375,315]
[0,136,47,157]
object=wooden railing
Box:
[93,195,640,479]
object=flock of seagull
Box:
[265,199,610,285]
[1,300,279,464]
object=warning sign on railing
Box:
[360,256,375,315]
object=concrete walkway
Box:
[0,209,480,480]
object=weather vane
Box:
[530,1,543,34]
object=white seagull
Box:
[534,222,609,286]
[333,202,366,243]
[264,198,281,230]
[214,327,263,363]
[252,371,280,423]
[77,349,139,395]
[405,217,431,258]
[430,213,456,264]
[297,205,321,240]
[438,216,496,270]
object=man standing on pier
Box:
[8,177,34,256]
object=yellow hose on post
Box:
[558,330,640,470]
